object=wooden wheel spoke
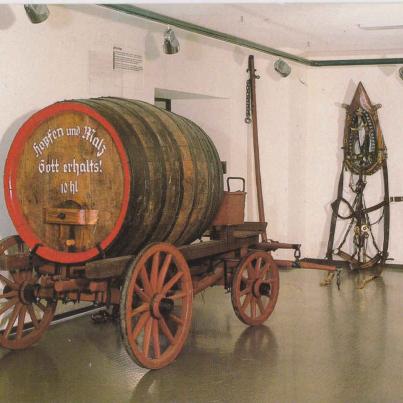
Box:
[255,257,262,276]
[130,303,149,318]
[0,273,17,290]
[1,239,19,254]
[241,293,252,312]
[259,264,270,279]
[142,317,153,358]
[18,242,24,254]
[139,266,152,297]
[250,297,257,318]
[35,301,47,312]
[157,254,173,291]
[159,316,175,344]
[152,318,161,358]
[16,306,27,339]
[133,283,150,302]
[161,271,183,295]
[246,264,255,279]
[169,313,184,326]
[256,297,266,314]
[240,286,251,297]
[168,291,187,301]
[131,312,150,340]
[0,297,18,316]
[23,270,33,281]
[0,290,17,299]
[3,303,22,339]
[27,305,39,329]
[10,271,21,284]
[150,252,160,290]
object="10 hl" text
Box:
[60,180,78,195]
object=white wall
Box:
[0,4,306,259]
[1,4,400,267]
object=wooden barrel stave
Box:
[180,115,223,240]
[82,98,174,255]
[111,99,185,246]
[126,99,197,245]
[77,99,154,256]
[132,100,209,244]
[171,114,210,244]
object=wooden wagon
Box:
[0,98,334,369]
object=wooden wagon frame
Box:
[0,218,335,369]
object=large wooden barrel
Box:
[4,98,223,264]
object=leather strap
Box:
[326,160,390,270]
[326,163,345,260]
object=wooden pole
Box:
[248,55,267,242]
[192,267,224,295]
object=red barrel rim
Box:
[4,102,131,264]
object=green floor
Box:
[0,268,402,403]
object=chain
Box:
[245,79,251,124]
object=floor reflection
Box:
[0,346,60,402]
[324,271,388,401]
[0,269,401,403]
[131,325,278,403]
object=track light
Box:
[163,28,180,55]
[274,59,291,77]
[24,4,49,24]
[399,66,403,80]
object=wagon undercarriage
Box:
[0,222,335,369]
[0,95,336,370]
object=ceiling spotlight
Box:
[163,28,180,55]
[399,66,403,80]
[274,59,291,78]
[24,4,49,24]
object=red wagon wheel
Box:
[0,235,56,349]
[120,242,193,369]
[231,251,279,326]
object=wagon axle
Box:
[256,281,271,297]
[20,282,38,305]
[150,295,175,319]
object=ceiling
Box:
[141,3,403,58]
